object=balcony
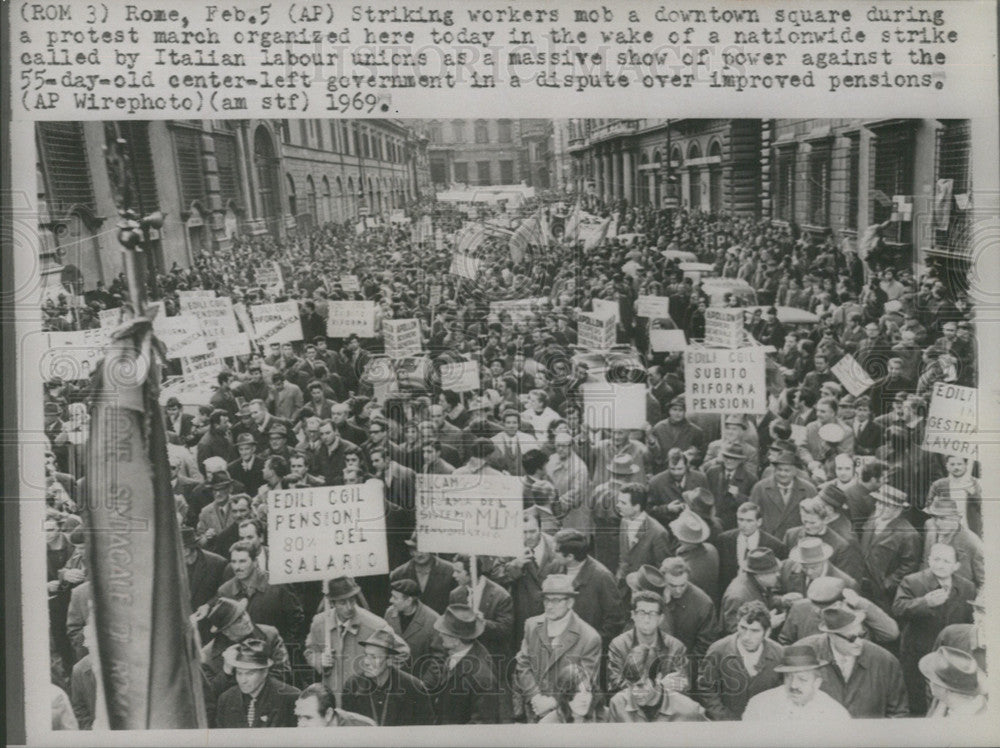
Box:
[588,120,639,144]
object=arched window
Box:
[253,126,281,236]
[286,174,298,217]
[708,140,723,214]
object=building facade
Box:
[35,119,430,289]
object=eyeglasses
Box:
[831,631,861,643]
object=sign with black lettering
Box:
[250,301,303,344]
[326,301,377,338]
[383,318,422,358]
[415,474,523,557]
[923,382,978,459]
[577,311,616,350]
[684,346,767,414]
[704,308,744,349]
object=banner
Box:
[153,314,208,360]
[650,329,688,352]
[684,347,768,414]
[178,296,239,346]
[158,376,217,408]
[831,354,876,396]
[577,311,616,350]
[592,298,620,323]
[212,332,253,359]
[636,295,671,319]
[39,328,112,381]
[267,481,390,584]
[581,382,647,430]
[326,300,377,338]
[250,301,304,345]
[415,474,523,557]
[440,361,481,392]
[704,308,744,349]
[341,274,361,293]
[181,352,225,383]
[256,261,284,293]
[923,382,978,459]
[449,253,482,281]
[383,318,423,359]
[490,297,549,323]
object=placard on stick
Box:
[383,318,423,358]
[831,354,875,396]
[581,382,646,430]
[684,346,767,414]
[415,474,523,557]
[267,481,389,584]
[704,308,744,349]
[923,382,978,459]
[577,311,616,350]
[326,301,377,338]
[650,329,688,352]
[440,361,480,392]
[636,295,671,319]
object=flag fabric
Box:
[509,212,545,263]
[83,313,207,729]
[583,216,612,251]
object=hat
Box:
[554,432,573,446]
[390,579,420,598]
[919,647,986,696]
[467,395,490,412]
[660,557,689,579]
[788,537,834,565]
[235,432,256,447]
[770,438,796,454]
[360,629,404,655]
[229,638,273,670]
[404,531,419,548]
[668,395,686,410]
[806,576,846,606]
[816,484,847,513]
[721,443,746,460]
[838,394,856,409]
[541,574,578,597]
[326,576,362,601]
[47,376,65,388]
[817,604,864,634]
[771,449,798,466]
[208,471,232,489]
[207,597,249,632]
[203,456,228,474]
[434,604,486,640]
[773,644,828,673]
[166,397,181,408]
[608,454,640,477]
[683,487,715,515]
[871,484,908,508]
[924,496,961,517]
[268,422,289,438]
[741,547,780,575]
[722,414,747,429]
[626,564,667,593]
[817,423,847,444]
[670,510,710,545]
[180,526,198,548]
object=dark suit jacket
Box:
[215,677,300,728]
[852,420,883,456]
[187,547,233,616]
[859,515,921,610]
[342,667,434,726]
[782,526,867,585]
[390,556,458,615]
[716,529,786,594]
[386,601,442,683]
[216,570,305,645]
[165,411,196,444]
[449,578,515,657]
[227,456,266,496]
[380,461,417,514]
[704,463,757,531]
[495,533,564,640]
[430,640,506,724]
[892,569,975,656]
[617,514,672,582]
[647,470,710,526]
[778,559,857,597]
[698,634,784,720]
[564,556,624,645]
[749,476,816,541]
[171,475,201,509]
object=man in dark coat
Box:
[200,597,291,698]
[893,543,976,715]
[389,537,458,615]
[616,483,672,596]
[215,639,301,728]
[716,502,786,594]
[227,432,266,496]
[859,485,921,611]
[551,528,624,647]
[448,555,515,659]
[341,630,434,726]
[181,527,233,641]
[384,579,444,686]
[428,604,507,724]
[749,451,816,542]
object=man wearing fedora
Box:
[779,536,859,599]
[742,643,851,720]
[304,576,409,707]
[893,542,976,716]
[590,429,651,489]
[496,507,564,641]
[228,431,265,496]
[590,455,641,573]
[341,629,433,726]
[934,590,986,672]
[704,414,760,478]
[449,554,515,659]
[669,509,719,601]
[704,441,758,532]
[779,577,898,647]
[615,483,672,598]
[293,683,376,727]
[196,470,237,547]
[749,448,817,542]
[215,639,301,728]
[606,645,706,722]
[921,496,983,591]
[721,547,785,635]
[921,646,988,717]
[699,600,785,720]
[389,533,458,615]
[426,603,507,724]
[551,528,624,650]
[813,476,856,542]
[859,485,921,611]
[717,503,787,594]
[797,605,909,718]
[608,587,689,694]
[200,597,291,699]
[384,579,444,686]
[514,574,602,722]
[647,448,709,527]
[180,526,233,641]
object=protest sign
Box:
[923,382,978,459]
[250,301,303,345]
[158,376,217,408]
[38,328,111,381]
[395,356,430,390]
[415,474,523,557]
[326,301,377,338]
[341,274,361,293]
[490,298,548,323]
[181,352,225,383]
[449,253,482,281]
[577,311,616,350]
[592,298,620,323]
[684,346,768,414]
[383,318,423,359]
[581,382,646,430]
[256,262,284,293]
[704,308,744,349]
[212,332,252,359]
[831,354,876,396]
[98,308,121,328]
[176,289,215,302]
[440,361,481,392]
[428,283,443,307]
[267,481,389,584]
[178,296,239,346]
[153,314,208,359]
[636,295,671,319]
[649,329,688,352]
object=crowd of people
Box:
[42,193,987,729]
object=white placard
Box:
[415,474,523,557]
[831,354,876,396]
[98,307,121,328]
[39,328,111,382]
[490,297,549,323]
[158,376,217,408]
[592,298,620,323]
[213,332,253,359]
[684,347,768,414]
[383,318,423,359]
[181,352,225,382]
[650,329,688,352]
[341,274,361,293]
[153,314,208,360]
[704,308,745,349]
[267,481,389,584]
[256,262,284,293]
[923,382,978,459]
[178,296,239,346]
[428,284,443,307]
[326,301,377,338]
[577,311,616,350]
[440,361,481,393]
[582,382,647,430]
[250,301,303,345]
[449,253,482,281]
[636,295,671,319]
[176,289,215,302]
